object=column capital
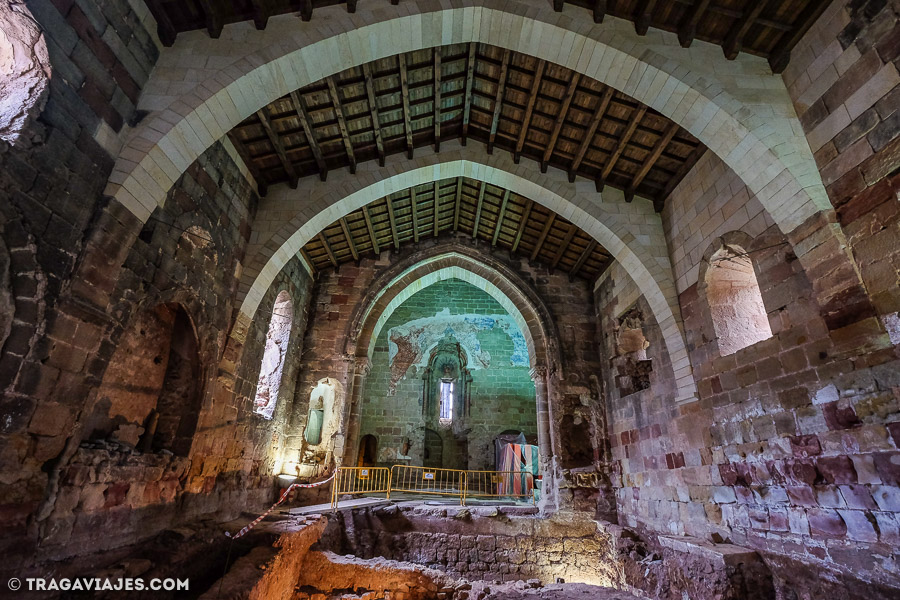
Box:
[530,364,548,381]
[354,357,372,376]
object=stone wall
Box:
[783,0,900,337]
[595,16,900,591]
[0,0,161,568]
[360,278,537,471]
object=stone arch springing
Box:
[699,233,774,357]
[253,290,292,419]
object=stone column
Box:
[342,357,371,468]
[531,364,559,511]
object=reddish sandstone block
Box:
[816,455,858,484]
[786,485,817,507]
[838,509,879,542]
[839,484,879,509]
[873,451,900,485]
[807,508,848,538]
[790,434,822,457]
[823,400,863,430]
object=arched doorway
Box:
[357,434,377,467]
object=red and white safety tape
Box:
[226,473,335,539]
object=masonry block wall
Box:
[597,142,900,594]
[0,0,160,568]
[359,278,537,470]
[783,0,900,336]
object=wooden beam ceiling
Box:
[227,43,707,211]
[147,1,826,73]
[302,177,613,281]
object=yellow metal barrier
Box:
[463,470,536,505]
[330,466,392,510]
[329,466,537,509]
[389,465,467,505]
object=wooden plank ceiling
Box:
[300,177,612,280]
[228,42,706,210]
[146,0,831,72]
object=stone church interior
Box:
[2,0,900,598]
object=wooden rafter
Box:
[635,0,658,36]
[514,59,546,163]
[531,214,557,261]
[197,0,223,38]
[326,77,357,174]
[472,183,486,239]
[461,43,477,145]
[250,0,269,29]
[678,0,712,48]
[512,200,534,253]
[339,217,358,261]
[487,49,511,154]
[362,205,380,255]
[541,74,581,171]
[299,0,312,22]
[724,2,768,59]
[433,182,440,237]
[569,86,615,182]
[410,187,420,243]
[434,48,442,151]
[361,63,386,166]
[318,232,338,268]
[289,91,327,181]
[299,248,316,276]
[226,131,267,196]
[768,0,832,74]
[626,121,680,201]
[255,106,299,188]
[385,197,400,250]
[492,190,510,247]
[453,177,463,231]
[552,224,577,268]
[144,0,176,46]
[593,0,607,23]
[599,105,648,186]
[570,240,598,276]
[399,54,414,159]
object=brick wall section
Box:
[359,278,537,471]
[783,0,900,325]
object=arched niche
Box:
[699,233,774,357]
[89,303,202,456]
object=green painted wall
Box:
[359,278,537,470]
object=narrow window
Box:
[254,291,292,419]
[439,380,453,421]
[706,246,773,355]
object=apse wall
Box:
[291,239,612,514]
[359,278,537,470]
